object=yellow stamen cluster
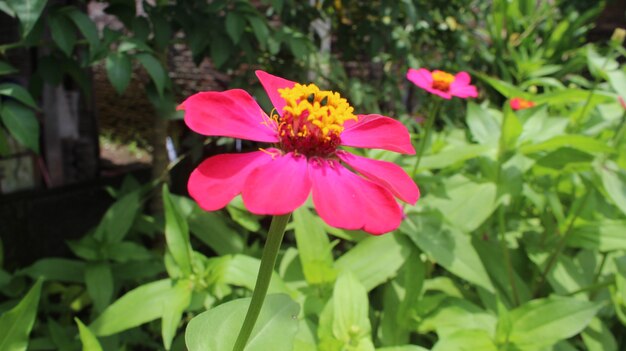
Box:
[431,70,455,92]
[275,83,356,156]
[279,83,356,138]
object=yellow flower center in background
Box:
[431,70,455,92]
[276,83,356,156]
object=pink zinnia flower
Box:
[406,68,478,99]
[619,96,626,109]
[510,97,535,110]
[179,71,420,235]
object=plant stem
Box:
[532,189,591,297]
[498,205,520,306]
[232,213,291,351]
[411,99,442,177]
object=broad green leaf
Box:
[0,61,18,76]
[587,45,619,77]
[377,347,428,351]
[581,317,617,351]
[501,107,522,151]
[247,16,269,49]
[0,83,38,109]
[533,89,614,106]
[225,12,246,44]
[426,176,497,232]
[185,294,300,351]
[163,185,193,276]
[99,190,141,243]
[85,262,113,312]
[402,213,495,293]
[6,0,47,38]
[520,135,613,155]
[188,208,245,255]
[65,8,99,52]
[293,207,336,285]
[334,233,411,291]
[0,278,43,351]
[569,221,626,252]
[105,241,153,262]
[90,279,176,336]
[135,53,166,96]
[476,73,528,99]
[75,318,103,351]
[21,258,85,283]
[599,163,626,216]
[0,100,40,153]
[162,280,192,350]
[49,13,77,57]
[47,317,73,350]
[210,32,231,68]
[332,272,371,343]
[607,69,626,99]
[417,144,495,170]
[224,255,291,294]
[432,329,497,351]
[501,296,602,349]
[466,102,501,145]
[105,52,131,94]
[418,297,496,337]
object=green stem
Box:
[532,189,591,297]
[498,206,520,306]
[232,213,291,351]
[574,47,615,127]
[611,111,626,147]
[411,99,442,177]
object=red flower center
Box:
[275,83,356,157]
[431,70,455,92]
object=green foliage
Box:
[0,279,43,351]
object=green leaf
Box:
[224,255,291,294]
[599,162,626,216]
[162,280,192,350]
[0,278,43,351]
[569,220,626,252]
[418,144,494,170]
[426,176,497,232]
[75,318,103,351]
[466,102,501,145]
[334,233,411,291]
[401,213,495,293]
[105,52,131,95]
[0,100,40,153]
[432,329,497,351]
[581,317,617,351]
[135,53,166,96]
[419,297,497,337]
[332,272,372,344]
[85,262,113,313]
[210,32,232,68]
[49,13,77,57]
[98,190,141,243]
[105,241,153,262]
[225,12,246,44]
[90,279,177,336]
[65,8,99,53]
[0,61,18,76]
[6,0,47,38]
[520,135,613,155]
[377,347,429,351]
[293,207,336,285]
[476,73,528,99]
[188,208,245,255]
[21,258,85,283]
[501,296,602,349]
[185,294,300,351]
[0,83,38,109]
[162,185,193,276]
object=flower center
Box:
[431,70,455,92]
[275,83,357,157]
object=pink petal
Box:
[188,151,274,211]
[424,87,453,99]
[179,89,278,142]
[309,159,403,235]
[242,152,311,215]
[454,71,472,85]
[341,114,415,154]
[337,151,420,204]
[255,70,296,115]
[406,68,433,91]
[449,80,478,98]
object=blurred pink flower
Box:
[510,97,535,110]
[179,71,420,234]
[619,96,626,109]
[407,68,478,99]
